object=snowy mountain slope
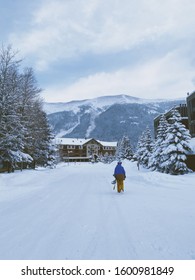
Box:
[45,94,185,145]
[43,95,140,114]
[43,94,181,114]
[0,161,195,260]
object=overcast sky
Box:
[1,0,195,102]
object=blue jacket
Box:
[114,163,126,176]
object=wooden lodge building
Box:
[187,91,195,137]
[55,138,117,162]
[154,103,189,137]
[154,91,195,137]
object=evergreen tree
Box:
[47,133,58,168]
[136,127,153,168]
[18,67,42,157]
[135,131,146,163]
[148,114,169,171]
[119,135,134,160]
[160,109,192,175]
[115,139,122,161]
[141,127,153,167]
[29,100,55,167]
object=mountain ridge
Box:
[44,94,184,114]
[45,94,186,147]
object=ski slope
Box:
[0,161,195,260]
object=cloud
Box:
[42,49,194,102]
[8,0,195,71]
[6,0,195,102]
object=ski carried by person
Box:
[111,179,116,190]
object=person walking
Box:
[113,161,126,193]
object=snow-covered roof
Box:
[55,138,117,147]
[55,138,91,145]
[97,140,117,147]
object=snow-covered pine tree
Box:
[148,114,169,171]
[160,108,192,175]
[115,139,122,161]
[135,131,146,164]
[29,100,55,168]
[18,67,43,166]
[136,127,153,168]
[46,133,58,168]
[119,135,134,160]
[141,126,153,167]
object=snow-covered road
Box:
[0,161,195,260]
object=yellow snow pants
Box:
[115,174,125,193]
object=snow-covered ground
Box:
[0,161,195,260]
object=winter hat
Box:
[118,161,122,164]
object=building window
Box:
[59,145,65,149]
[67,145,75,149]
